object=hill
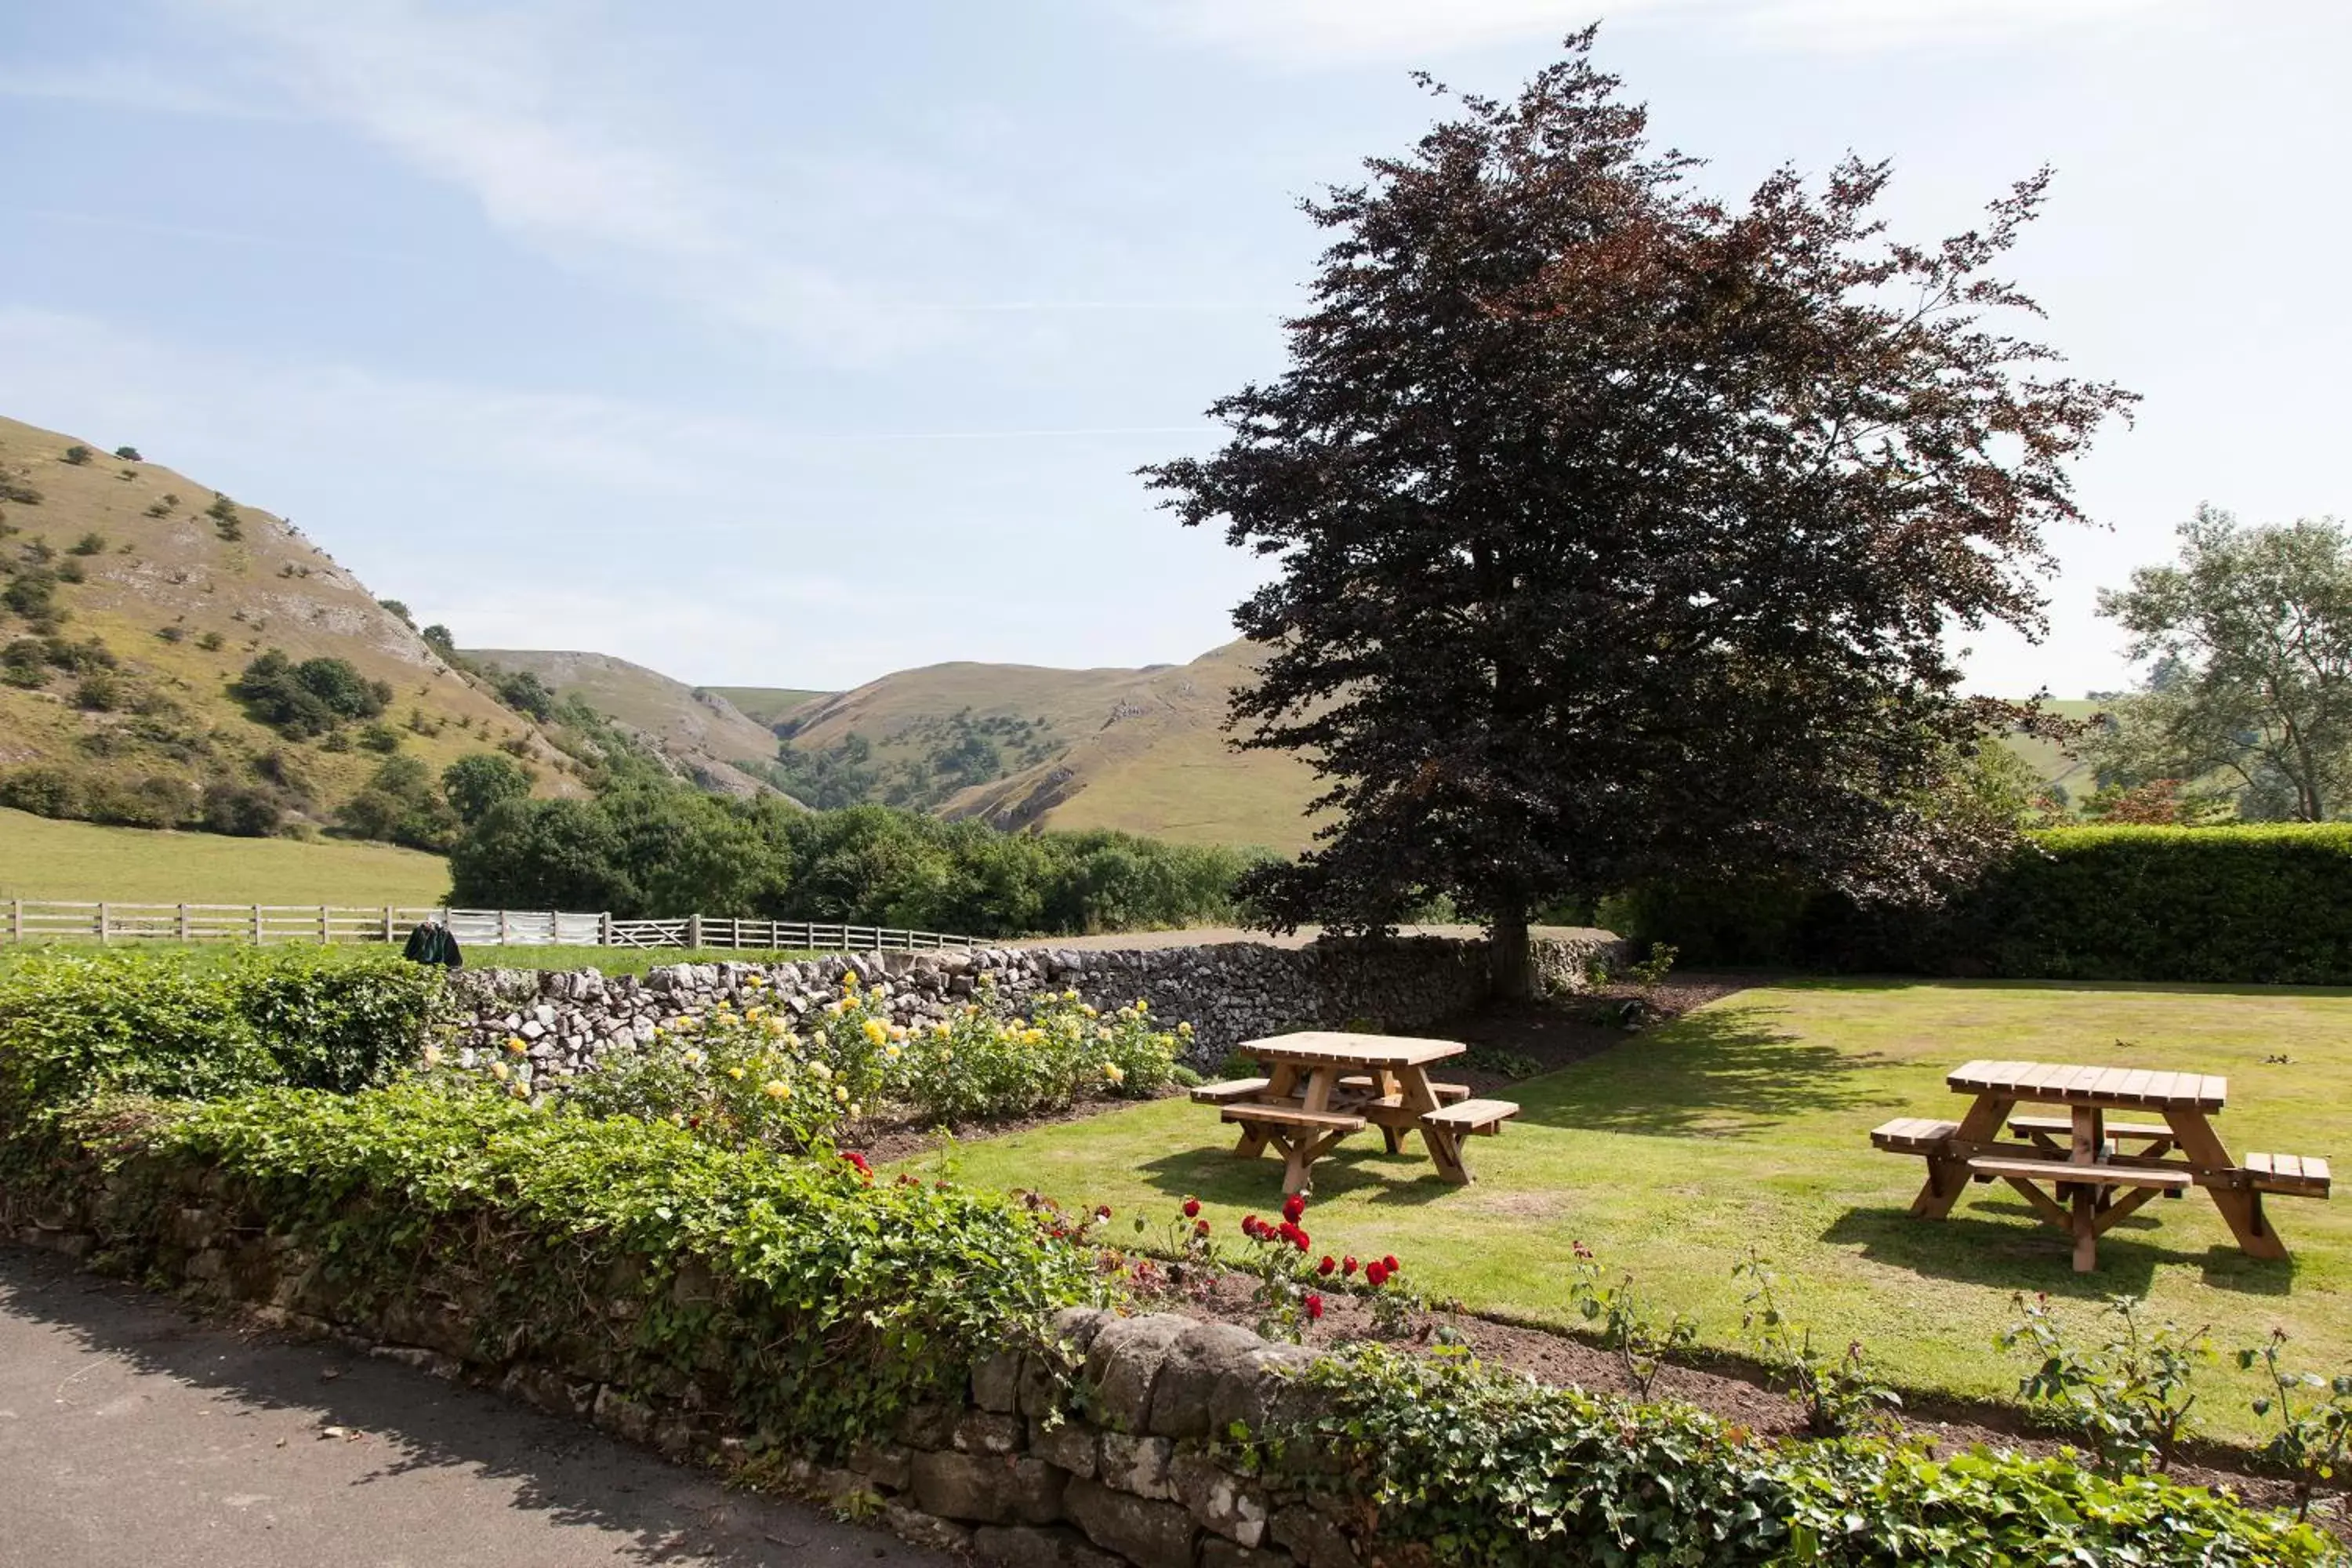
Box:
[0,805,450,905]
[707,685,831,728]
[778,641,1330,851]
[0,413,580,837]
[466,649,783,797]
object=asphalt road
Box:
[0,1244,953,1567]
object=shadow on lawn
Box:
[1821,1204,2299,1299]
[1510,1004,1898,1138]
[1131,1141,1463,1212]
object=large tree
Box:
[1143,32,2133,993]
[2092,506,2352,820]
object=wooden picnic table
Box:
[1189,1030,1521,1194]
[1872,1059,2331,1272]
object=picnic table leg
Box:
[1397,1065,1472,1185]
[2161,1109,2289,1261]
[1374,1068,1405,1153]
[1233,1062,1302,1160]
[1277,1069,1348,1192]
[2071,1184,2099,1272]
[1914,1094,2013,1218]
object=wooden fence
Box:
[0,901,980,954]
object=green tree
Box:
[447,797,637,912]
[337,755,459,851]
[1141,32,2133,993]
[443,752,535,825]
[2092,506,2352,821]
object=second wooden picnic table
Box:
[1189,1030,1521,1194]
[1872,1059,2332,1271]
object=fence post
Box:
[8,899,18,945]
[687,913,703,950]
[320,905,332,945]
[499,909,511,946]
[383,906,394,943]
[600,911,612,948]
[252,904,263,945]
[177,902,190,942]
[97,901,109,946]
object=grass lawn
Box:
[0,808,452,906]
[916,978,2350,1444]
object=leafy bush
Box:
[1999,1291,2209,1475]
[442,751,532,825]
[32,1084,1097,1457]
[199,780,285,837]
[488,971,1181,1142]
[61,445,92,466]
[1261,1346,2336,1567]
[0,948,443,1120]
[114,446,140,462]
[2241,1329,2352,1521]
[230,648,391,738]
[69,531,104,554]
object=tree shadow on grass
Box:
[1820,1205,2299,1299]
[0,1245,945,1568]
[1508,1003,1900,1139]
[1132,1139,1465,1211]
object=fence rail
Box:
[0,901,980,955]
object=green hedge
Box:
[1278,1348,2340,1566]
[0,948,443,1119]
[1617,826,2352,984]
[18,1086,1098,1454]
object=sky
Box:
[2,0,2345,696]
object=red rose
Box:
[1243,1214,1261,1238]
[1293,1229,1309,1252]
[840,1151,872,1181]
[1319,1256,1336,1276]
[1276,1221,1301,1247]
[1182,1197,1201,1218]
[1382,1254,1399,1273]
[1095,1205,1112,1221]
[1282,1193,1307,1224]
[1341,1255,1358,1276]
[1194,1218,1211,1237]
[1365,1261,1388,1287]
[1305,1293,1324,1322]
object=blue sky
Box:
[2,1,2344,695]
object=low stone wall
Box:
[5,1191,1367,1568]
[447,932,1625,1080]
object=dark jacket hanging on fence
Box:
[401,920,463,968]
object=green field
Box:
[0,808,452,906]
[916,979,2350,1443]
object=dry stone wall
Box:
[445,933,1625,1080]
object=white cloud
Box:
[0,58,293,119]
[1131,0,2196,65]
[181,0,938,363]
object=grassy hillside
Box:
[2000,697,2103,804]
[0,805,450,904]
[707,685,831,728]
[467,648,781,796]
[782,641,1327,851]
[0,415,579,832]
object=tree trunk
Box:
[1490,906,1534,1001]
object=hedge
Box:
[7,1086,1102,1455]
[1617,825,2352,984]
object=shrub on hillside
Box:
[335,753,459,851]
[198,780,285,837]
[442,751,532,826]
[229,649,390,738]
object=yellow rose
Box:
[491,1062,510,1082]
[884,1043,902,1059]
[728,1065,746,1080]
[1103,1062,1125,1084]
[862,1018,889,1046]
[506,1036,528,1054]
[422,1044,441,1067]
[509,1082,529,1099]
[763,1080,790,1100]
[833,1084,849,1104]
[848,1102,862,1118]
[809,1060,833,1081]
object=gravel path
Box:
[0,1244,949,1568]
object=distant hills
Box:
[0,409,2101,859]
[463,648,782,798]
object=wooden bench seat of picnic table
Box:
[1221,1103,1368,1134]
[1419,1098,1520,1135]
[1965,1154,2194,1189]
[2009,1114,2173,1144]
[1191,1077,1275,1105]
[1871,1116,1960,1154]
[1338,1073,1471,1103]
[2245,1152,2332,1196]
